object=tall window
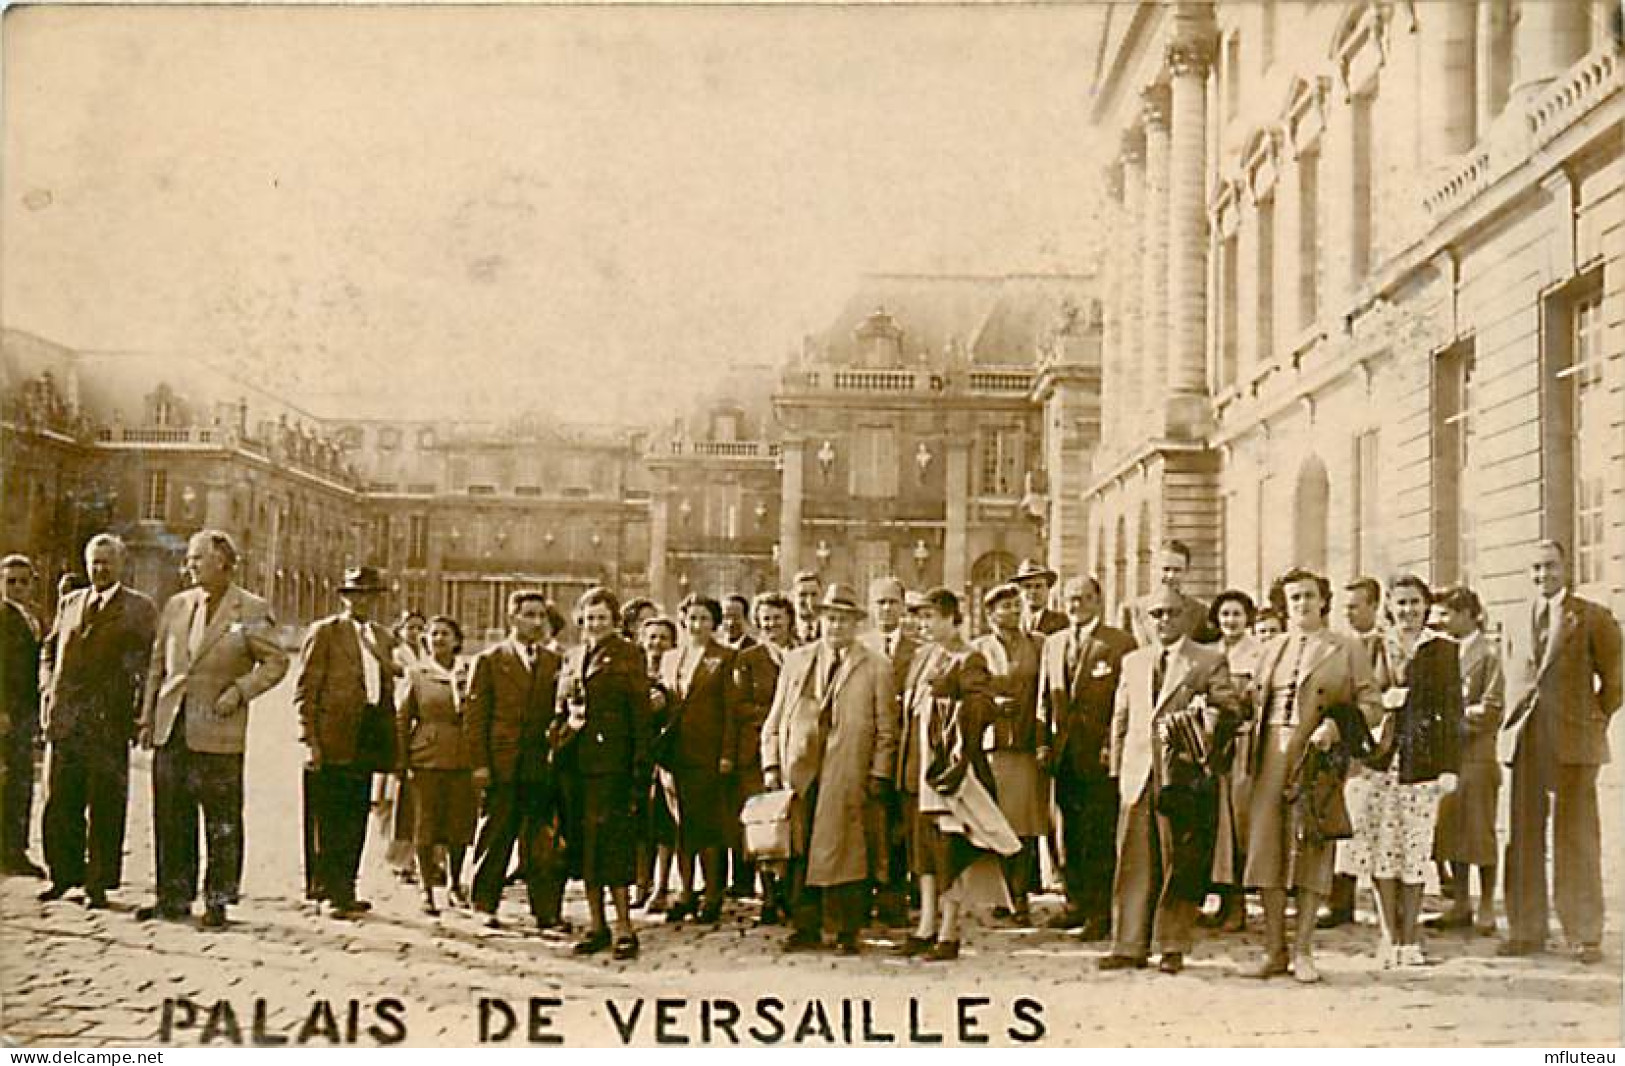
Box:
[1255,196,1275,367]
[1433,340,1479,586]
[978,427,1022,497]
[1352,429,1381,577]
[1298,149,1320,328]
[1261,3,1277,71]
[850,427,899,499]
[1351,92,1374,284]
[142,470,168,521]
[407,514,428,567]
[373,515,392,567]
[1224,33,1242,121]
[1219,233,1240,388]
[1550,278,1609,589]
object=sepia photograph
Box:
[0,0,1622,1049]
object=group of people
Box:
[0,528,1618,982]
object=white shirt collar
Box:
[1071,617,1100,641]
[91,583,121,607]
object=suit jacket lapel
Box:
[191,588,241,664]
[1155,644,1193,712]
[1538,601,1578,677]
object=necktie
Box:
[1153,648,1169,702]
[81,591,103,633]
[1534,601,1550,665]
[356,622,382,705]
[818,649,842,737]
[187,596,208,657]
[1066,627,1082,680]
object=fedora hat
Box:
[338,565,388,595]
[1012,558,1057,586]
[816,583,867,617]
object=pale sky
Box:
[3,4,1106,422]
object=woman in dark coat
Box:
[1350,574,1461,968]
[636,616,681,912]
[560,587,651,959]
[658,594,739,925]
[395,615,475,916]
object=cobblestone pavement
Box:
[3,675,1621,1048]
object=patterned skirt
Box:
[1342,768,1441,885]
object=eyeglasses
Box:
[1147,608,1181,620]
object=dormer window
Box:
[378,426,402,451]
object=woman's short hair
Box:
[1388,572,1434,604]
[1276,567,1332,616]
[640,616,678,644]
[619,597,657,634]
[1434,584,1483,623]
[1253,607,1285,631]
[577,586,621,621]
[752,591,794,627]
[394,609,427,633]
[1208,589,1258,630]
[426,614,464,654]
[676,593,722,628]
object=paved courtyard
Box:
[2,670,1621,1047]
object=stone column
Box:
[1423,0,1479,160]
[1476,0,1513,132]
[1139,87,1170,435]
[1511,0,1591,97]
[1164,40,1212,437]
[1118,135,1146,451]
[778,439,804,586]
[944,439,971,593]
[1100,164,1124,450]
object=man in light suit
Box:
[762,584,898,955]
[1101,585,1237,975]
[138,531,288,928]
[1499,540,1622,962]
[1119,540,1216,647]
[295,565,400,919]
[0,554,44,877]
[466,589,567,933]
[38,535,157,908]
[1037,575,1135,937]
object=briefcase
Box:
[740,789,797,863]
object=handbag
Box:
[740,788,797,862]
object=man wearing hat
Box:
[762,584,898,955]
[138,531,288,928]
[1012,560,1067,638]
[861,576,918,928]
[294,565,401,919]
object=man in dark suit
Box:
[1013,559,1068,637]
[0,554,44,877]
[791,571,823,647]
[861,576,918,928]
[1038,574,1135,937]
[467,589,567,932]
[295,565,399,919]
[37,535,157,909]
[1499,540,1622,963]
[1119,540,1216,647]
[719,594,757,652]
[139,530,288,928]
